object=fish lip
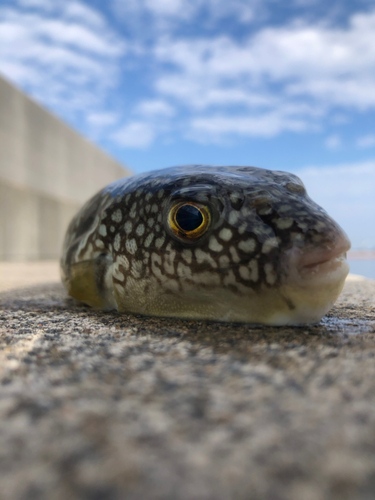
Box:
[296,237,351,278]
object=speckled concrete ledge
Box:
[0,278,374,500]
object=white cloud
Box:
[0,8,125,59]
[330,113,349,125]
[63,1,106,28]
[3,0,375,150]
[0,1,126,126]
[87,112,120,127]
[135,99,175,116]
[112,0,260,30]
[18,0,107,28]
[18,0,53,9]
[189,111,309,143]
[151,9,375,140]
[142,0,192,18]
[356,134,375,149]
[35,20,125,56]
[110,121,155,148]
[325,134,342,150]
[111,99,175,148]
[296,161,375,249]
[155,73,278,110]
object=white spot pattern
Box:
[219,255,230,267]
[177,262,192,279]
[181,249,192,264]
[195,249,217,268]
[113,234,121,252]
[113,264,124,282]
[129,202,137,218]
[208,236,223,253]
[276,218,294,229]
[262,237,279,254]
[239,266,251,281]
[229,246,240,263]
[228,211,239,225]
[131,260,143,279]
[155,236,165,249]
[126,238,138,255]
[111,209,122,223]
[117,255,129,270]
[144,233,154,248]
[264,262,277,285]
[238,238,256,253]
[219,228,233,241]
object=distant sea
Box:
[348,251,375,280]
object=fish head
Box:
[108,165,350,324]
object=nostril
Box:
[230,193,245,210]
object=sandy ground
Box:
[0,263,375,499]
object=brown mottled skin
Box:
[60,165,350,324]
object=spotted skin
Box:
[61,165,350,325]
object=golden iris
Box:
[168,202,211,240]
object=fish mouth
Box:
[296,237,351,281]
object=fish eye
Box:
[168,202,211,240]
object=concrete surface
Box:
[0,75,130,260]
[0,272,375,500]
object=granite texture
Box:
[0,279,375,500]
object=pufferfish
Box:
[60,165,350,325]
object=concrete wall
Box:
[0,75,131,260]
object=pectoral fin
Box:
[65,254,117,310]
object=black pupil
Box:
[176,205,203,232]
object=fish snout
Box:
[285,230,351,284]
[298,236,350,277]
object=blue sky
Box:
[0,0,374,249]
